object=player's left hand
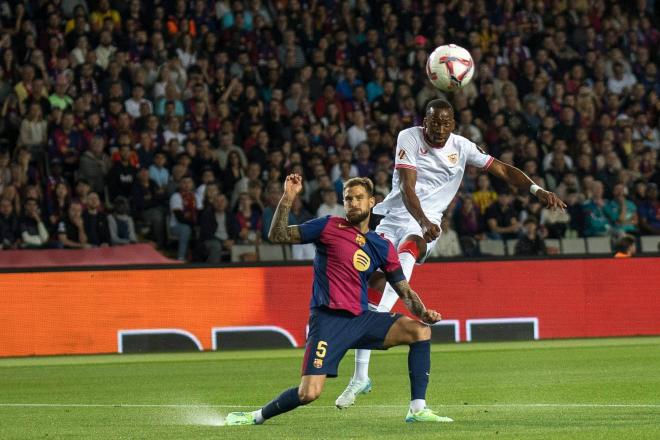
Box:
[420,309,442,325]
[536,190,567,211]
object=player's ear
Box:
[368,196,375,209]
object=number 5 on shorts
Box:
[316,341,327,358]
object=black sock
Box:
[261,387,303,420]
[408,340,431,401]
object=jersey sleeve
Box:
[298,216,330,244]
[394,130,418,170]
[381,240,405,284]
[464,140,494,170]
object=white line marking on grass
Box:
[1,403,659,409]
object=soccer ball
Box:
[426,44,475,92]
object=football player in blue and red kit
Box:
[222,174,453,425]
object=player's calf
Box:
[298,375,325,403]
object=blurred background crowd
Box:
[0,0,658,262]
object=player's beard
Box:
[346,209,370,225]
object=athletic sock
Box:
[408,340,431,401]
[354,349,371,382]
[377,252,417,312]
[252,409,265,424]
[410,399,427,412]
[260,387,303,420]
[398,251,417,280]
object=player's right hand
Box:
[421,309,442,325]
[421,219,441,242]
[283,173,303,199]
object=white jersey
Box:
[373,127,493,225]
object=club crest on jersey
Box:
[447,153,458,164]
[313,358,323,368]
[352,249,371,272]
[355,234,366,247]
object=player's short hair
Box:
[426,99,454,115]
[344,177,374,196]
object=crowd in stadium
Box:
[0,0,658,262]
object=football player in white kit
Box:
[335,99,566,411]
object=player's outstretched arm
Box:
[268,174,303,244]
[487,159,567,210]
[391,279,441,325]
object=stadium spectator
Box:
[82,192,110,247]
[169,175,197,261]
[454,197,483,239]
[0,196,19,249]
[107,142,138,201]
[317,188,345,218]
[18,197,49,249]
[429,217,462,258]
[57,201,89,249]
[78,135,111,194]
[605,183,638,235]
[485,189,519,240]
[583,181,613,237]
[199,193,239,263]
[638,183,660,235]
[514,218,547,257]
[108,196,137,245]
[472,174,498,215]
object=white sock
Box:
[376,252,417,313]
[410,399,426,412]
[252,409,264,424]
[353,349,371,381]
[351,253,419,383]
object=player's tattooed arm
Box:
[391,280,441,324]
[268,198,302,244]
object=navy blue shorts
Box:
[301,306,403,377]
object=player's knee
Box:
[398,236,426,262]
[412,323,431,341]
[298,386,322,403]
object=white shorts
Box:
[375,214,441,263]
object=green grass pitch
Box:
[1,337,659,439]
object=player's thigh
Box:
[302,310,353,378]
[382,316,431,348]
[298,374,327,403]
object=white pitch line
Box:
[0,403,659,409]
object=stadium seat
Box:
[283,244,293,260]
[561,238,586,254]
[258,244,285,261]
[586,236,612,254]
[231,244,258,262]
[640,235,660,253]
[479,239,506,256]
[545,239,560,254]
[506,239,518,256]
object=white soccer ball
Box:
[426,44,475,92]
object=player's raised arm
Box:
[390,279,441,325]
[487,158,567,210]
[268,174,303,244]
[399,168,441,242]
